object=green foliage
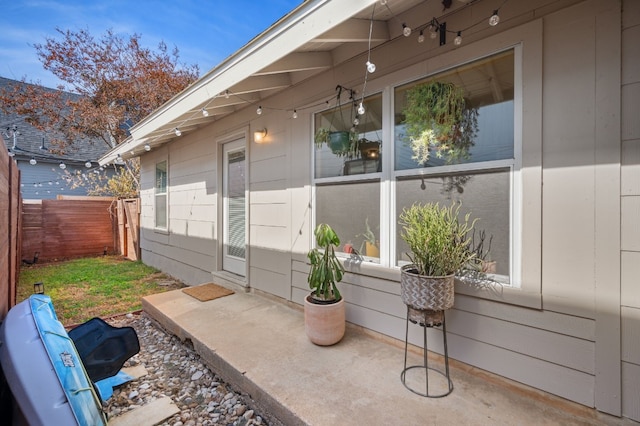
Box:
[307,224,344,302]
[356,217,377,254]
[399,202,477,276]
[403,81,478,165]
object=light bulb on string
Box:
[366,61,376,73]
[224,90,230,99]
[429,23,438,39]
[353,117,360,126]
[59,162,66,170]
[357,103,366,115]
[85,161,92,168]
[175,127,182,136]
[380,0,387,5]
[30,157,37,165]
[489,10,500,26]
[144,144,151,151]
[402,24,411,37]
[418,30,425,43]
[292,110,298,119]
[201,108,209,117]
[454,31,462,46]
[256,106,262,115]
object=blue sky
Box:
[0,0,302,89]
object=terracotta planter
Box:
[304,295,345,346]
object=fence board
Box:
[1,137,21,320]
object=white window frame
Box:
[154,160,168,230]
[312,20,543,308]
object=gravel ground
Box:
[104,312,272,426]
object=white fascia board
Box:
[127,0,378,144]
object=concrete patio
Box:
[142,288,630,426]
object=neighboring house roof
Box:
[0,76,110,165]
[101,0,415,163]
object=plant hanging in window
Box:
[402,81,478,165]
[314,86,359,159]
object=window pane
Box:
[396,169,510,279]
[156,161,167,192]
[394,50,514,170]
[155,194,167,229]
[316,181,380,261]
[315,93,383,178]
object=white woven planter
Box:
[400,265,455,312]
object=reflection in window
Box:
[315,93,383,179]
[316,181,380,262]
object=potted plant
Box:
[402,81,478,166]
[471,229,495,273]
[314,128,359,158]
[305,223,346,345]
[357,217,379,258]
[398,202,477,326]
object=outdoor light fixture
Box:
[59,162,66,170]
[201,108,209,117]
[33,281,44,294]
[144,144,151,151]
[29,157,37,165]
[85,160,92,168]
[174,127,182,136]
[254,128,267,143]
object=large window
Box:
[155,160,167,229]
[313,49,517,284]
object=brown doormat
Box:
[182,283,234,302]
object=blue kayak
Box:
[0,295,107,425]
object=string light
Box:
[429,22,438,39]
[30,157,37,165]
[201,108,209,117]
[174,127,182,136]
[85,161,92,168]
[292,110,298,119]
[366,61,376,73]
[489,10,500,26]
[256,106,262,115]
[454,31,462,46]
[402,23,411,37]
[357,102,365,115]
[418,30,425,43]
[59,162,66,170]
[144,144,151,151]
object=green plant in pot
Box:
[402,81,478,166]
[305,223,346,345]
[314,128,359,158]
[398,202,477,326]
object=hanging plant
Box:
[403,81,478,165]
[314,86,360,159]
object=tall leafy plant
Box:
[399,202,477,276]
[307,223,344,302]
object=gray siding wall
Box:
[137,0,637,419]
[621,0,640,420]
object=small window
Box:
[155,160,167,229]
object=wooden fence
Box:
[0,138,21,320]
[21,196,120,262]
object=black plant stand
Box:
[400,306,453,397]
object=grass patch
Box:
[17,256,184,326]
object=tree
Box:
[0,28,199,195]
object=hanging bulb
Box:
[418,30,425,43]
[175,127,182,136]
[357,102,366,115]
[130,150,135,155]
[7,149,14,157]
[292,110,298,119]
[366,60,376,73]
[85,161,92,168]
[429,23,438,39]
[144,144,151,151]
[30,157,37,165]
[224,90,230,99]
[353,117,360,126]
[380,0,387,5]
[256,106,262,115]
[201,108,209,117]
[402,24,411,37]
[489,10,500,26]
[454,31,462,46]
[59,162,66,170]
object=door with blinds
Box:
[222,139,246,277]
